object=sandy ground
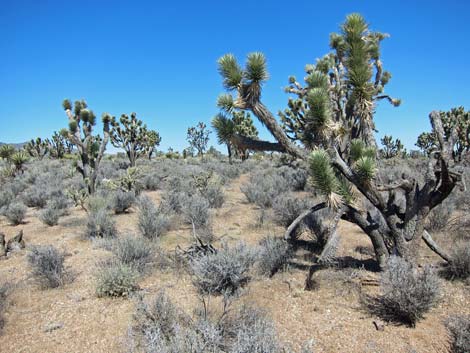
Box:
[0,174,469,353]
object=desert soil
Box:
[0,174,468,353]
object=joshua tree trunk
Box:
[249,102,306,159]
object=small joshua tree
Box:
[146,130,161,160]
[62,99,112,194]
[110,112,161,167]
[216,13,463,275]
[380,135,405,159]
[186,122,211,159]
[212,111,260,162]
[25,137,49,160]
[416,107,470,161]
[49,130,73,158]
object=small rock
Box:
[44,322,63,333]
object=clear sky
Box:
[1,0,469,152]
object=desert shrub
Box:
[276,165,308,191]
[95,261,139,297]
[203,184,225,208]
[181,195,210,229]
[39,206,61,226]
[22,186,48,208]
[257,236,293,277]
[3,202,27,225]
[189,242,257,296]
[227,306,282,353]
[133,290,180,341]
[130,292,289,353]
[85,209,117,238]
[109,236,153,273]
[0,188,14,212]
[137,196,171,239]
[272,193,310,227]
[241,171,290,208]
[161,190,189,213]
[443,242,470,281]
[48,194,71,214]
[0,283,8,332]
[111,190,135,214]
[142,173,163,191]
[87,195,112,213]
[27,245,66,289]
[428,202,454,232]
[445,315,470,353]
[364,256,441,327]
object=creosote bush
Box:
[137,195,171,239]
[364,256,441,327]
[3,202,27,225]
[85,209,117,238]
[27,245,67,289]
[257,236,293,277]
[445,315,470,353]
[95,261,139,297]
[189,242,257,296]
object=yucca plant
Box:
[10,150,29,175]
[62,99,112,194]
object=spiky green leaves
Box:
[349,139,377,183]
[309,149,338,196]
[217,52,268,92]
[218,54,243,90]
[62,99,72,111]
[306,88,331,131]
[354,156,376,183]
[212,113,235,144]
[217,94,234,113]
[349,139,375,162]
[245,52,268,83]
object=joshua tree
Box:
[416,107,469,161]
[25,137,49,160]
[216,14,463,274]
[380,135,405,159]
[186,122,211,159]
[146,130,161,160]
[62,99,112,194]
[49,131,65,159]
[110,112,161,167]
[212,111,260,162]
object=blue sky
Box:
[1,0,469,152]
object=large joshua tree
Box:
[110,112,161,167]
[217,14,463,271]
[62,99,112,194]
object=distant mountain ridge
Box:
[0,141,28,149]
